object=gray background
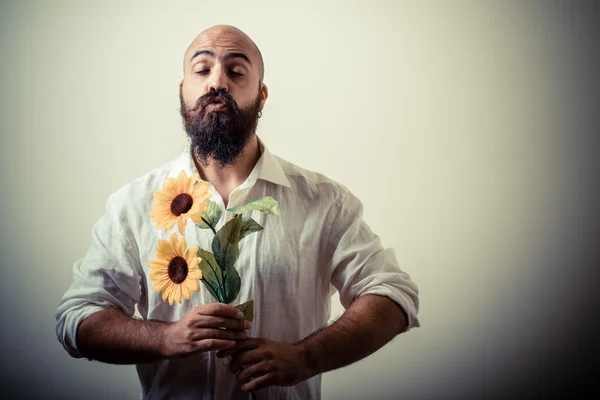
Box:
[1,1,598,399]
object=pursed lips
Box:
[204,98,227,112]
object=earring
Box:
[258,111,263,118]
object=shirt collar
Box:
[167,136,291,189]
[254,137,291,188]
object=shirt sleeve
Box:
[327,189,420,331]
[55,192,143,358]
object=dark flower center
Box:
[171,193,194,216]
[168,256,189,284]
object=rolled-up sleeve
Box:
[328,189,420,331]
[55,193,143,358]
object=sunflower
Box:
[150,170,211,235]
[149,233,203,305]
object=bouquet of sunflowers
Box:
[147,170,280,321]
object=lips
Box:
[205,102,227,112]
[202,97,228,112]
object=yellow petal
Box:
[176,171,187,190]
[191,257,201,269]
[190,213,203,223]
[193,181,209,194]
[149,268,168,280]
[168,287,175,305]
[174,286,183,303]
[162,177,178,193]
[150,212,162,223]
[191,190,208,204]
[182,282,191,300]
[185,246,199,260]
[188,175,200,191]
[149,258,169,269]
[152,277,171,292]
[154,190,174,202]
[156,240,175,260]
[200,182,211,193]
[160,217,176,231]
[150,268,169,280]
[177,218,186,235]
[175,235,185,252]
[187,202,201,216]
[184,178,192,191]
[184,176,195,193]
[188,268,203,280]
[186,255,200,269]
[153,212,173,222]
[169,233,179,252]
[152,202,172,211]
[198,194,211,206]
[186,278,200,292]
[162,285,170,301]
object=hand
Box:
[160,303,251,358]
[216,338,314,392]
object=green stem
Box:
[201,216,217,235]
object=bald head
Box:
[179,24,269,132]
[183,25,264,82]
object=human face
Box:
[180,26,267,114]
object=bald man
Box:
[56,25,420,399]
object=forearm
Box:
[298,294,408,376]
[77,308,170,364]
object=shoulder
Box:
[274,154,355,208]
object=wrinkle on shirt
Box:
[56,137,420,400]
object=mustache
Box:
[193,89,239,113]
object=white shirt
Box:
[55,138,420,400]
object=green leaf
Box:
[196,200,222,230]
[212,215,242,274]
[227,196,280,216]
[234,300,254,321]
[222,264,241,304]
[197,248,224,302]
[200,278,221,302]
[239,217,263,242]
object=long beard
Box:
[179,88,262,167]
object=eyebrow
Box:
[190,50,252,65]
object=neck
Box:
[192,135,261,204]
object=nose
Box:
[207,65,228,93]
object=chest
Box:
[138,209,328,319]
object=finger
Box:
[191,328,248,341]
[194,303,244,319]
[241,372,277,392]
[230,349,265,373]
[195,339,237,352]
[217,338,260,359]
[236,361,271,384]
[192,315,251,331]
[216,338,258,358]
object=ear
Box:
[259,83,269,111]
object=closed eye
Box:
[196,70,210,76]
[229,70,244,77]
